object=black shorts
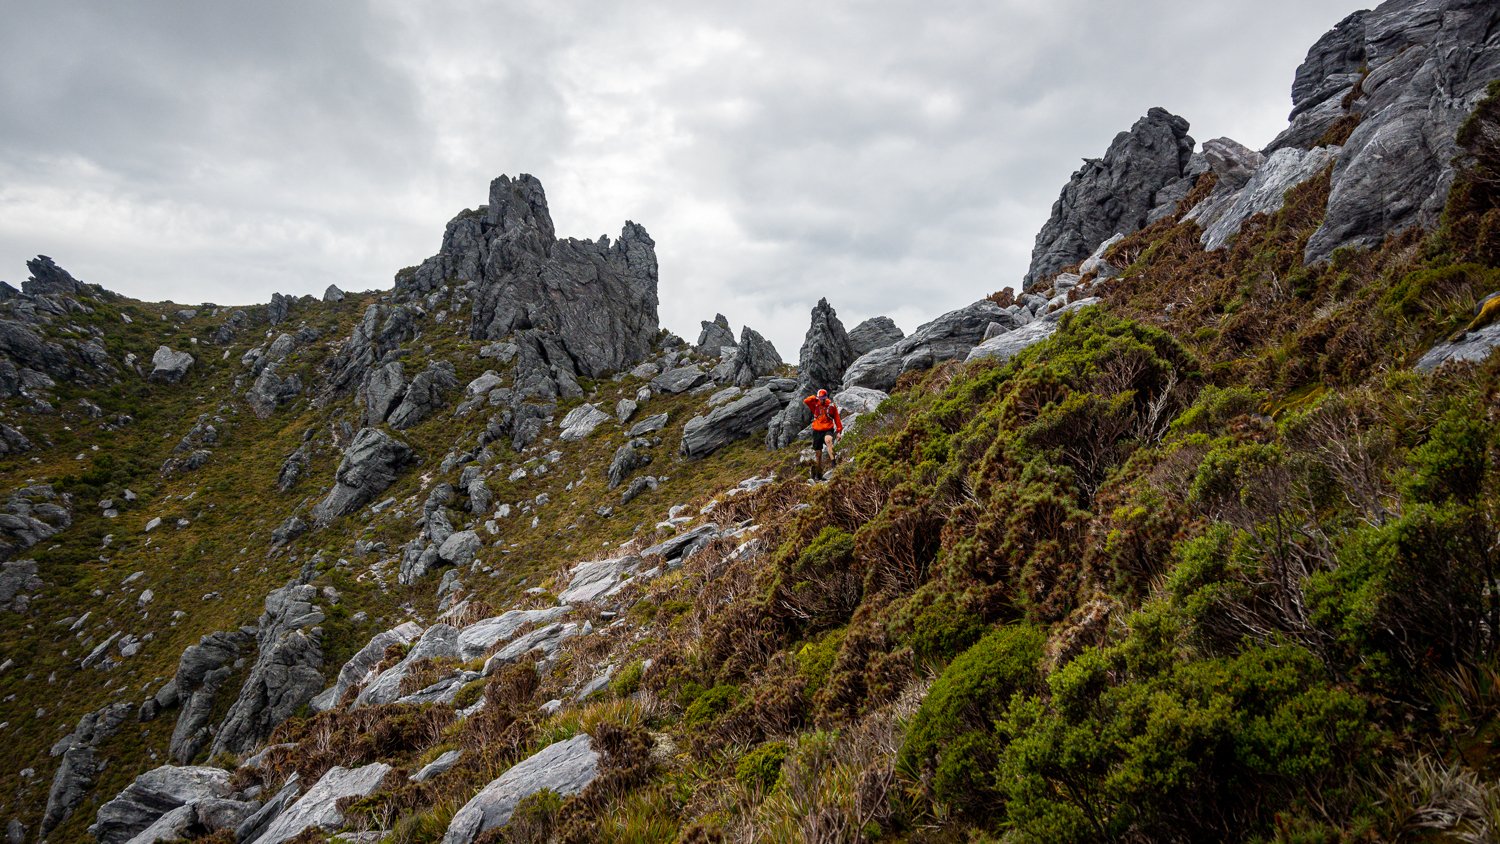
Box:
[811,428,835,450]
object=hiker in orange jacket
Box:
[804,388,843,480]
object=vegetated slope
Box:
[2,7,1499,844]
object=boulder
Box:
[90,765,233,844]
[682,387,782,459]
[311,428,417,525]
[558,403,612,441]
[266,292,292,325]
[766,299,858,448]
[608,439,653,489]
[0,560,42,612]
[208,585,325,757]
[411,750,463,784]
[1024,107,1195,288]
[148,347,194,384]
[1079,233,1128,279]
[842,299,1016,392]
[246,364,302,418]
[642,522,720,563]
[847,316,905,356]
[323,284,345,303]
[115,798,257,844]
[628,412,669,437]
[249,763,390,844]
[359,361,406,427]
[651,365,710,394]
[727,326,784,386]
[831,386,888,432]
[481,623,580,674]
[441,736,599,843]
[389,362,459,429]
[41,703,135,835]
[558,556,648,604]
[22,255,87,297]
[311,621,424,711]
[615,398,638,423]
[355,624,459,707]
[1415,323,1500,372]
[437,530,482,567]
[696,314,736,354]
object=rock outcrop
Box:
[90,765,238,844]
[311,428,417,525]
[161,629,255,763]
[1024,108,1195,288]
[41,703,135,835]
[727,326,784,386]
[766,299,858,448]
[208,585,325,758]
[311,621,424,711]
[842,300,1017,392]
[847,316,905,356]
[696,314,736,354]
[967,298,1102,364]
[249,763,389,844]
[389,362,458,429]
[1300,0,1500,263]
[682,386,784,459]
[149,347,194,384]
[1189,146,1337,250]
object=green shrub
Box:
[898,623,1044,815]
[898,584,984,667]
[1403,408,1491,504]
[683,684,742,730]
[793,627,846,697]
[610,659,645,699]
[735,740,789,793]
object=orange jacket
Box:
[804,395,843,433]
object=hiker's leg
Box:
[824,433,835,465]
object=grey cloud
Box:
[0,0,1367,354]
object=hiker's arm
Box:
[803,395,817,410]
[834,407,844,434]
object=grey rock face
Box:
[41,702,135,835]
[642,522,720,564]
[1266,10,1370,152]
[1,484,72,562]
[696,314,736,354]
[411,750,463,784]
[359,361,406,427]
[620,475,659,505]
[148,347,194,384]
[233,778,300,844]
[247,364,303,418]
[456,608,571,660]
[558,556,648,604]
[355,624,459,707]
[323,284,346,303]
[0,560,42,611]
[311,621,423,711]
[1415,323,1500,372]
[448,175,658,379]
[683,387,782,459]
[727,326,784,387]
[608,439,654,489]
[1189,146,1337,250]
[250,763,390,844]
[1025,107,1195,288]
[323,303,420,395]
[766,298,858,448]
[481,622,580,674]
[208,585,325,758]
[842,299,1016,392]
[90,765,234,844]
[847,316,905,356]
[166,629,254,763]
[830,386,888,431]
[1302,0,1500,263]
[438,530,482,567]
[441,735,599,844]
[312,428,417,525]
[389,362,459,430]
[267,292,293,326]
[0,422,31,456]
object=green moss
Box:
[611,659,646,698]
[735,740,789,793]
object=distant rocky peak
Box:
[22,255,87,298]
[1287,10,1368,122]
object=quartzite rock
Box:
[683,387,782,459]
[967,298,1102,364]
[310,621,423,711]
[311,428,417,525]
[359,361,406,426]
[208,585,325,757]
[441,735,599,844]
[1302,0,1500,263]
[847,316,905,356]
[1190,145,1337,250]
[558,403,612,441]
[696,314,736,354]
[248,763,390,844]
[148,347,194,384]
[165,629,254,764]
[388,361,458,430]
[90,765,234,844]
[1025,108,1195,289]
[41,703,135,835]
[841,299,1016,392]
[608,439,653,488]
[727,326,784,386]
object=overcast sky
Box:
[0,0,1366,355]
